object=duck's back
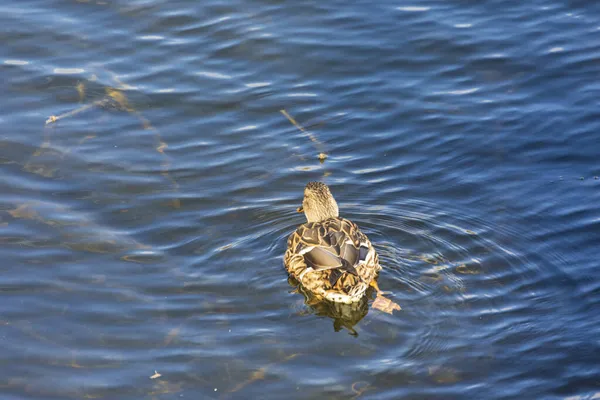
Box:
[284,217,380,300]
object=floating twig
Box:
[42,73,182,209]
[280,109,327,159]
[228,353,300,394]
[150,370,162,379]
[280,109,307,133]
[45,100,105,125]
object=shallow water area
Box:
[1,0,600,399]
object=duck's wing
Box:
[292,218,372,282]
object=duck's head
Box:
[297,181,339,223]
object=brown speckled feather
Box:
[284,217,381,303]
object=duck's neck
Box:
[306,212,339,223]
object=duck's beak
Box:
[296,205,304,213]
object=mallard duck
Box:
[284,182,400,313]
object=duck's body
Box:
[284,216,381,304]
[283,182,401,314]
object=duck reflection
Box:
[289,276,372,336]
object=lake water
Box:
[1,0,600,398]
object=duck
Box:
[284,182,400,313]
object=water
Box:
[1,0,599,398]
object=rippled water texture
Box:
[1,0,600,398]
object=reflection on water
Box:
[6,201,161,262]
[1,0,600,398]
[289,276,372,336]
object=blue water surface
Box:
[1,0,599,398]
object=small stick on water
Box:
[45,100,105,125]
[228,353,299,394]
[280,109,307,133]
[42,72,182,209]
[280,109,327,157]
[44,86,130,126]
[150,370,161,379]
[106,84,181,208]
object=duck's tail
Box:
[322,281,368,304]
